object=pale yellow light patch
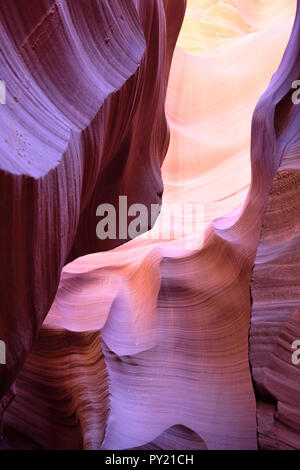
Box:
[178,0,297,53]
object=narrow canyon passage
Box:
[0,0,300,451]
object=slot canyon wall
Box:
[0,0,300,450]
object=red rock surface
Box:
[0,0,185,400]
[1,0,300,451]
[250,4,300,445]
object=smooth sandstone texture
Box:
[250,2,300,447]
[132,425,208,450]
[0,0,186,398]
[1,0,300,451]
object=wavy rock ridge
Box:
[0,0,186,400]
[250,1,300,447]
[1,0,300,451]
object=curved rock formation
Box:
[250,1,300,448]
[132,425,208,450]
[1,0,300,452]
[0,0,186,399]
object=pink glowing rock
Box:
[2,0,300,452]
[0,0,185,399]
